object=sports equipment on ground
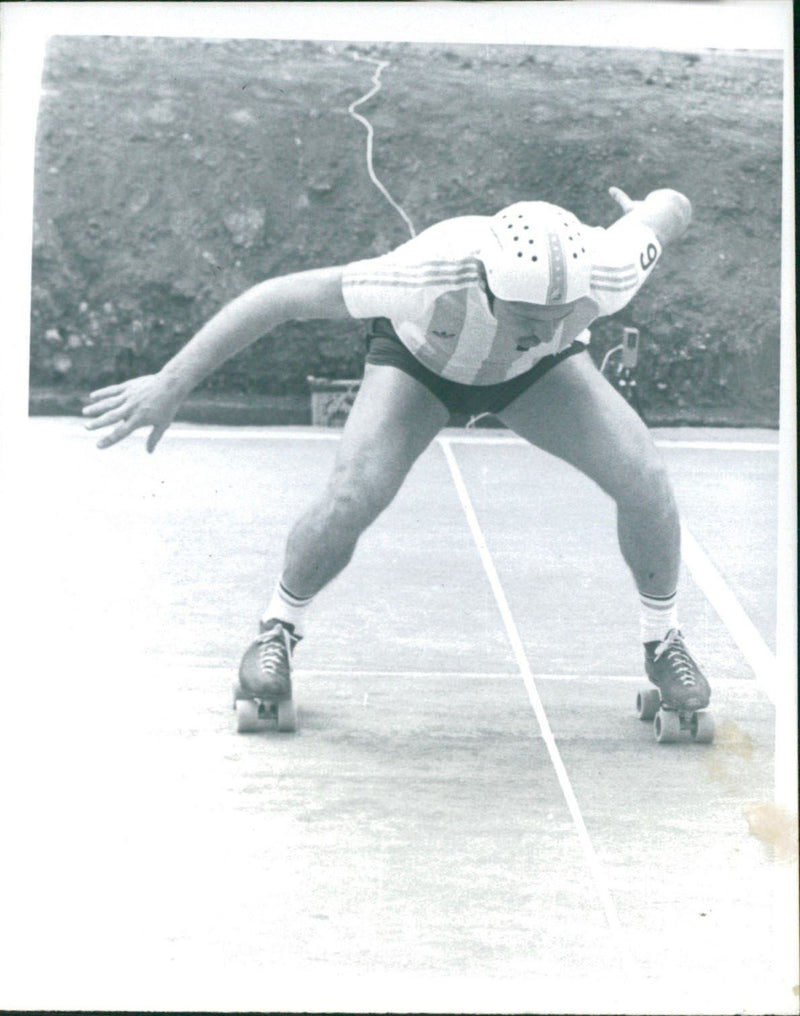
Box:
[636,629,714,744]
[233,619,299,733]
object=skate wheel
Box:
[636,688,661,721]
[692,710,715,744]
[654,708,681,744]
[276,699,297,733]
[235,699,262,734]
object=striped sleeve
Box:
[590,216,662,317]
[341,253,484,321]
[341,255,396,319]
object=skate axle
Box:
[636,687,714,744]
[232,683,297,733]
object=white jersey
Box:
[341,213,661,385]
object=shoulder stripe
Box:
[346,265,482,288]
[346,274,481,290]
[349,258,482,277]
[592,274,638,286]
[592,268,637,282]
[592,262,637,274]
[355,262,481,274]
[349,263,482,279]
[592,280,639,292]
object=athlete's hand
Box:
[608,185,691,246]
[608,186,642,215]
[82,373,183,452]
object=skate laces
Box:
[654,631,697,686]
[256,625,291,674]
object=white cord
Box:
[348,54,416,239]
[466,412,491,429]
[600,343,623,375]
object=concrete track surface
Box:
[0,418,794,1014]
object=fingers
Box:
[96,418,139,450]
[83,396,143,445]
[86,401,171,452]
[146,421,169,454]
[82,393,126,419]
[82,374,169,452]
[608,186,635,213]
[82,377,145,444]
[83,405,131,432]
[85,382,127,403]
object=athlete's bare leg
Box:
[281,363,450,597]
[497,350,680,597]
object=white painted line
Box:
[445,435,778,451]
[439,437,637,977]
[163,426,779,452]
[173,429,778,453]
[298,672,769,694]
[680,522,778,703]
[169,427,342,441]
[656,440,779,452]
[143,658,773,695]
[60,420,780,452]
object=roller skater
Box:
[83,183,713,742]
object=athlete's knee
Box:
[324,455,401,532]
[614,450,676,513]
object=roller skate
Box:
[635,629,714,744]
[233,619,299,733]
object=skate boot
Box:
[635,629,714,744]
[233,619,300,733]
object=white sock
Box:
[261,580,313,638]
[639,590,679,644]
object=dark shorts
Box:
[364,318,588,417]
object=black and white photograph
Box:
[0,2,796,1013]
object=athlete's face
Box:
[492,298,577,349]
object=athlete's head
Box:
[479,201,593,306]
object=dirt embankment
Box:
[30,37,783,425]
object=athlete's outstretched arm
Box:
[608,185,692,247]
[83,265,349,451]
